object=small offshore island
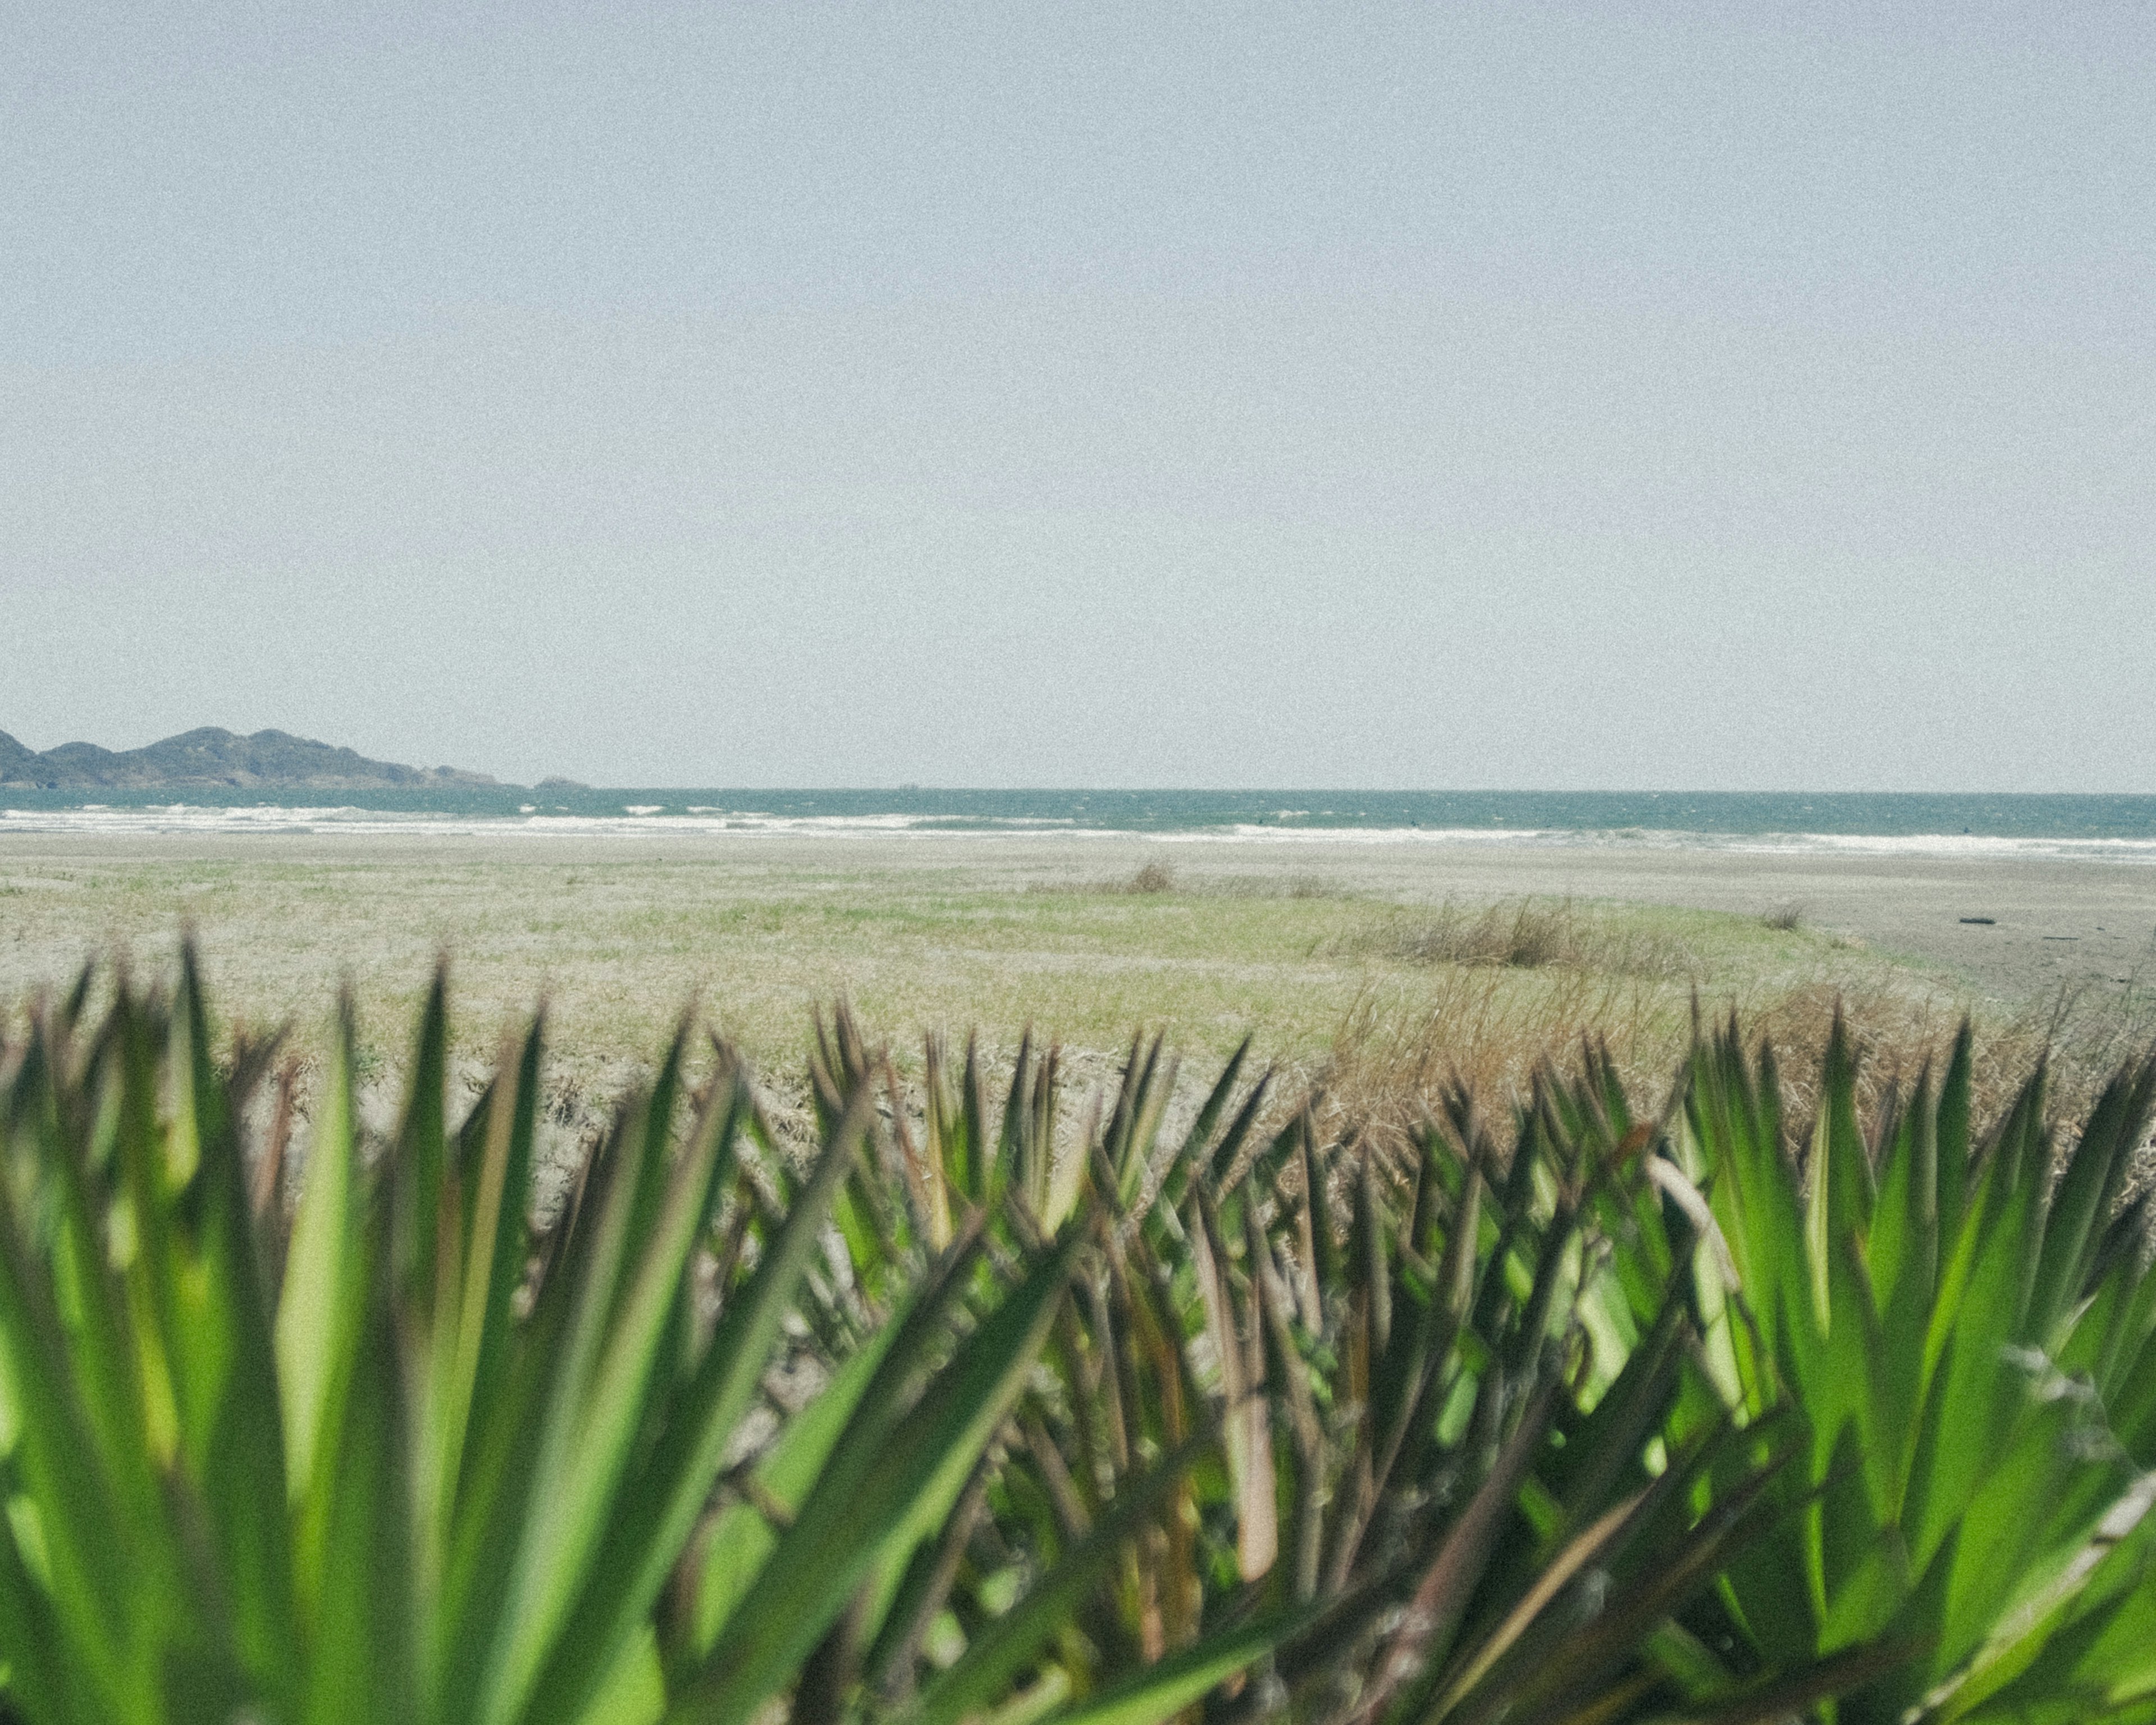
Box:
[0,725,496,791]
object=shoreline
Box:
[7,806,2156,868]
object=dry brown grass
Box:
[1124,859,1177,895]
[1350,898,1705,983]
[1315,960,2156,1163]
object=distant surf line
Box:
[6,802,2156,862]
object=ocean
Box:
[4,788,2156,860]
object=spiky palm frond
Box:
[0,962,1254,1725]
[1564,1012,2156,1724]
[819,1014,1856,1725]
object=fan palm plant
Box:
[15,952,2109,1725]
[1549,1014,2156,1723]
[810,1014,1884,1725]
[0,959,1260,1725]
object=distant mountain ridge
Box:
[0,727,497,790]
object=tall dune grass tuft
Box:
[1372,897,1702,980]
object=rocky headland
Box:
[0,727,496,791]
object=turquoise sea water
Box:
[4,788,2156,857]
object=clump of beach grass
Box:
[1027,856,1182,896]
[1355,897,1703,982]
[1122,857,1176,894]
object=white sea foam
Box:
[0,805,1130,841]
[1174,825,2156,864]
[4,802,2156,862]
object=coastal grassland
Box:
[1,835,2087,1144]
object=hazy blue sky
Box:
[5,3,2150,789]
